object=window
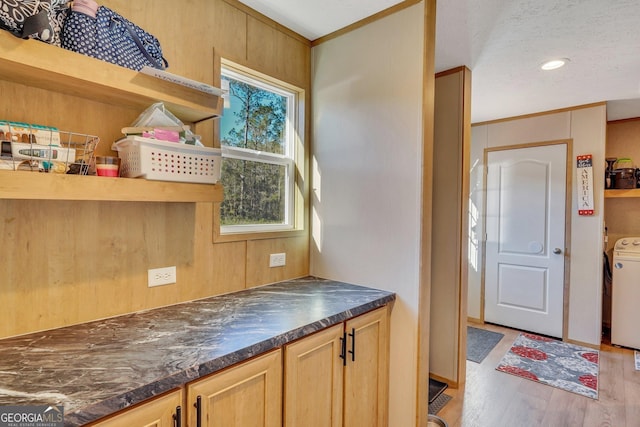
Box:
[219,61,300,234]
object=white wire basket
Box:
[114,136,221,184]
[0,121,99,174]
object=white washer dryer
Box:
[611,237,640,350]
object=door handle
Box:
[339,332,347,366]
[553,248,562,254]
[348,328,356,362]
[173,406,181,427]
[194,396,202,427]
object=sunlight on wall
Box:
[468,157,482,273]
[468,198,479,273]
[312,155,322,253]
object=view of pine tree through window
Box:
[220,65,296,231]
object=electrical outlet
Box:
[148,266,177,287]
[269,253,286,267]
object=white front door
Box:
[484,144,567,338]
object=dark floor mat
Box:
[428,377,448,403]
[428,393,452,415]
[467,326,504,363]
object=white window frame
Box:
[220,62,298,234]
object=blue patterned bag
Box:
[0,0,71,46]
[61,5,168,71]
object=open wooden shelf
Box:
[0,32,222,123]
[604,188,640,198]
[0,170,223,202]
[0,33,225,203]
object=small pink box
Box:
[142,128,180,143]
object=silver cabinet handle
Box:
[553,248,562,254]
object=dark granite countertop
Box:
[0,276,395,426]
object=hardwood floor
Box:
[436,323,640,427]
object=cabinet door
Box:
[89,389,183,427]
[187,349,282,427]
[283,323,344,427]
[343,306,390,427]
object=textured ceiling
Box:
[239,0,640,123]
[238,0,404,41]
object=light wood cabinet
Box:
[284,323,344,427]
[83,307,390,427]
[284,306,390,427]
[186,349,283,427]
[86,350,283,427]
[342,307,390,427]
[87,389,183,427]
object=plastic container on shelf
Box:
[114,136,221,184]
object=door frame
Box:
[480,139,573,340]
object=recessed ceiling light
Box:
[541,58,569,71]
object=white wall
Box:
[310,3,425,425]
[468,105,606,345]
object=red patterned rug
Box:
[496,332,599,399]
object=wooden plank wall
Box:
[0,0,310,338]
[429,67,471,388]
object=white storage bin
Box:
[115,136,221,184]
